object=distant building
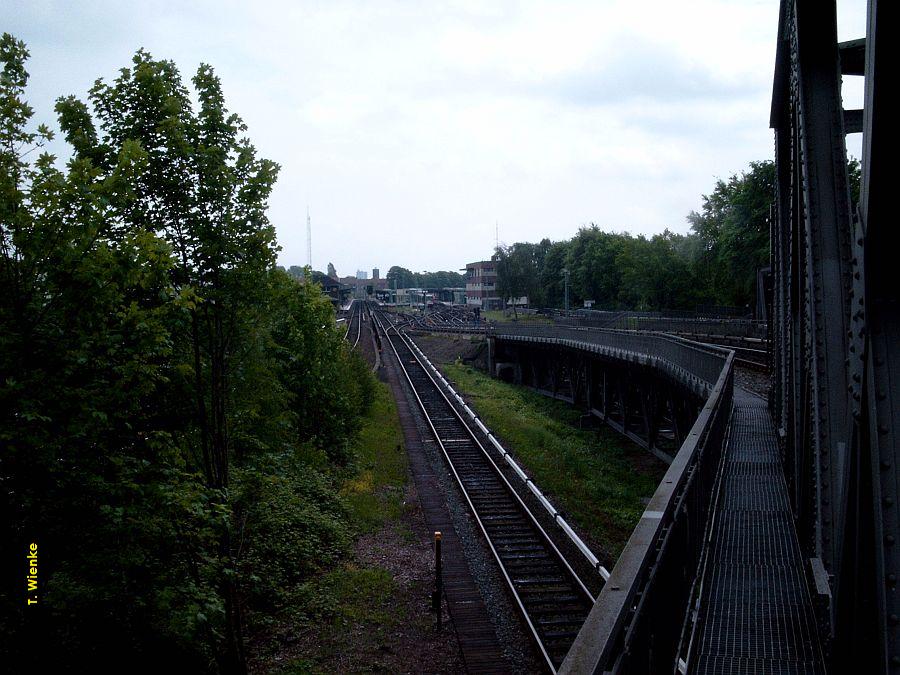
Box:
[429,287,466,305]
[310,271,349,306]
[463,260,501,310]
[395,288,429,307]
[372,267,380,280]
[340,274,388,298]
[356,270,368,280]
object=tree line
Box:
[1,35,372,672]
[495,158,861,314]
[496,161,778,313]
[385,266,465,289]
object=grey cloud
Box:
[543,38,765,106]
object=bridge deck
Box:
[690,389,824,674]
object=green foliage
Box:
[442,363,665,558]
[493,243,534,317]
[340,380,408,530]
[482,309,551,323]
[243,372,408,671]
[268,268,374,464]
[237,460,351,609]
[687,160,774,307]
[385,265,464,288]
[493,161,777,312]
[0,34,380,673]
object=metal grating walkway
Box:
[690,390,825,675]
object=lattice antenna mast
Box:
[306,206,312,268]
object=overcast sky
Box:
[6,0,867,276]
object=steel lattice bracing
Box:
[770,0,895,671]
[492,339,701,465]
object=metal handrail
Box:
[481,323,734,674]
[375,312,594,673]
[403,333,610,581]
[490,324,727,391]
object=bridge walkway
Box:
[689,389,824,674]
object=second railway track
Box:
[343,300,363,350]
[374,311,595,671]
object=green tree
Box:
[617,231,700,310]
[494,243,538,318]
[386,265,414,288]
[1,33,222,670]
[537,239,570,308]
[2,33,384,673]
[58,51,280,672]
[565,226,627,309]
[687,160,774,307]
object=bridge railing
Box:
[555,313,767,339]
[490,324,728,392]
[487,324,734,674]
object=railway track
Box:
[343,300,363,349]
[691,336,768,371]
[374,311,595,671]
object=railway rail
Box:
[374,311,596,671]
[343,300,363,350]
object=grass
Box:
[265,379,410,673]
[274,564,400,674]
[283,563,398,626]
[441,362,665,559]
[341,379,408,532]
[482,309,552,324]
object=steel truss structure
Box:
[770,0,894,670]
[492,339,704,465]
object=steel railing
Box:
[489,324,728,393]
[482,324,734,674]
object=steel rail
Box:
[351,303,362,350]
[375,312,594,672]
[343,299,354,340]
[401,332,611,581]
[343,300,363,350]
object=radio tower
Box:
[306,206,312,269]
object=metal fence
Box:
[486,324,734,674]
[490,324,728,393]
[554,313,767,339]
